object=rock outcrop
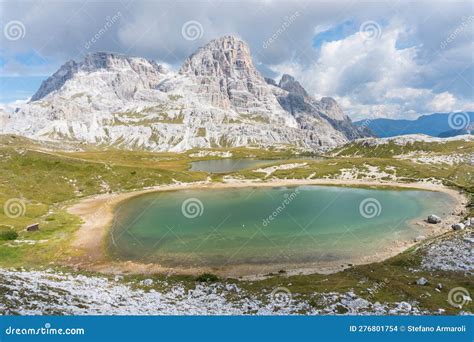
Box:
[2,36,369,152]
[427,214,442,224]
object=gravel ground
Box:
[0,269,429,316]
[421,230,474,273]
[1,228,472,315]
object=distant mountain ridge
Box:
[438,123,474,138]
[0,35,369,152]
[355,112,474,138]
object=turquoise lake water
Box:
[108,185,454,268]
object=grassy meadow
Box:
[0,134,472,313]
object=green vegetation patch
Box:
[0,134,472,314]
[0,228,18,241]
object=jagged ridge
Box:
[1,36,370,152]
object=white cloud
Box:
[271,21,472,120]
[1,0,473,119]
[313,24,334,36]
[0,99,29,113]
[428,92,456,112]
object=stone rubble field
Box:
[0,267,459,316]
[421,231,474,273]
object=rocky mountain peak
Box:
[30,52,166,102]
[320,97,338,107]
[319,97,346,121]
[264,77,277,86]
[274,74,363,138]
[179,35,259,79]
[7,36,371,152]
[81,52,165,74]
[278,74,308,97]
[82,52,124,71]
[31,60,79,101]
[178,35,272,110]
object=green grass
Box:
[168,94,182,101]
[195,273,220,283]
[333,139,474,158]
[0,140,211,267]
[240,113,271,124]
[2,136,472,268]
[0,209,82,267]
[0,134,473,313]
[196,128,207,137]
[0,228,18,241]
[0,138,310,268]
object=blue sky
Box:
[1,0,473,119]
[312,20,357,49]
[0,50,49,104]
[0,76,45,103]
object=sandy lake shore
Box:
[66,178,468,278]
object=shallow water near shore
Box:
[108,185,454,270]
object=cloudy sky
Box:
[0,0,473,120]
